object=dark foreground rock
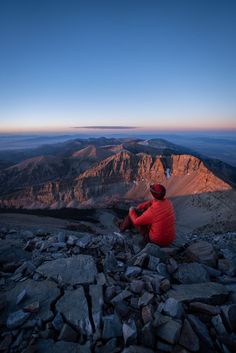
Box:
[0,222,235,353]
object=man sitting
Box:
[119,184,176,246]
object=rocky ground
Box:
[0,211,236,353]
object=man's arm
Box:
[136,200,153,211]
[129,206,153,226]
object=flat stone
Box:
[36,339,91,353]
[52,312,64,331]
[141,322,156,349]
[147,255,160,270]
[16,289,27,305]
[156,341,172,352]
[167,282,228,303]
[130,280,145,294]
[89,284,103,329]
[156,319,182,344]
[174,263,209,284]
[138,292,154,307]
[37,255,97,285]
[122,345,155,353]
[6,310,30,329]
[114,301,130,319]
[211,314,227,335]
[221,304,236,331]
[179,319,199,352]
[189,302,220,315]
[185,241,217,267]
[125,266,142,278]
[187,314,213,348]
[111,290,132,304]
[56,287,92,336]
[103,251,120,273]
[1,279,59,323]
[102,314,123,339]
[95,338,117,353]
[123,319,137,345]
[162,298,184,319]
[138,243,168,261]
[58,323,78,342]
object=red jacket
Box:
[129,198,176,245]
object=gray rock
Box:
[95,338,117,353]
[57,232,66,243]
[6,310,30,329]
[96,272,106,285]
[156,263,168,276]
[16,289,27,305]
[102,314,123,339]
[76,233,92,248]
[130,280,145,294]
[58,323,78,342]
[179,319,200,352]
[167,282,228,303]
[221,304,236,331]
[114,301,130,319]
[37,255,97,285]
[111,290,132,304]
[138,243,167,261]
[211,314,227,335]
[156,341,172,352]
[138,292,154,307]
[162,298,184,319]
[188,314,213,348]
[147,255,160,270]
[156,319,182,344]
[174,262,209,284]
[36,339,91,353]
[56,287,92,336]
[160,278,171,292]
[2,279,59,322]
[103,251,119,273]
[123,319,137,345]
[67,235,78,246]
[125,266,142,278]
[189,302,220,315]
[141,322,156,348]
[52,312,64,331]
[122,346,155,353]
[89,284,103,330]
[142,305,153,324]
[185,241,217,267]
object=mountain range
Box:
[0,137,236,234]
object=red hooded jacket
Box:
[129,198,176,245]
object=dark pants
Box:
[119,210,150,242]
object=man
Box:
[119,184,175,246]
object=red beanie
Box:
[150,184,166,200]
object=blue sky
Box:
[0,0,235,132]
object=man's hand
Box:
[129,206,136,212]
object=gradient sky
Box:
[0,0,236,132]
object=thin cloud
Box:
[73,126,138,130]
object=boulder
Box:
[167,282,228,304]
[185,241,217,267]
[37,255,97,285]
[56,287,92,336]
[173,263,209,284]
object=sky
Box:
[0,0,236,133]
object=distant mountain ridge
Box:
[0,137,236,234]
